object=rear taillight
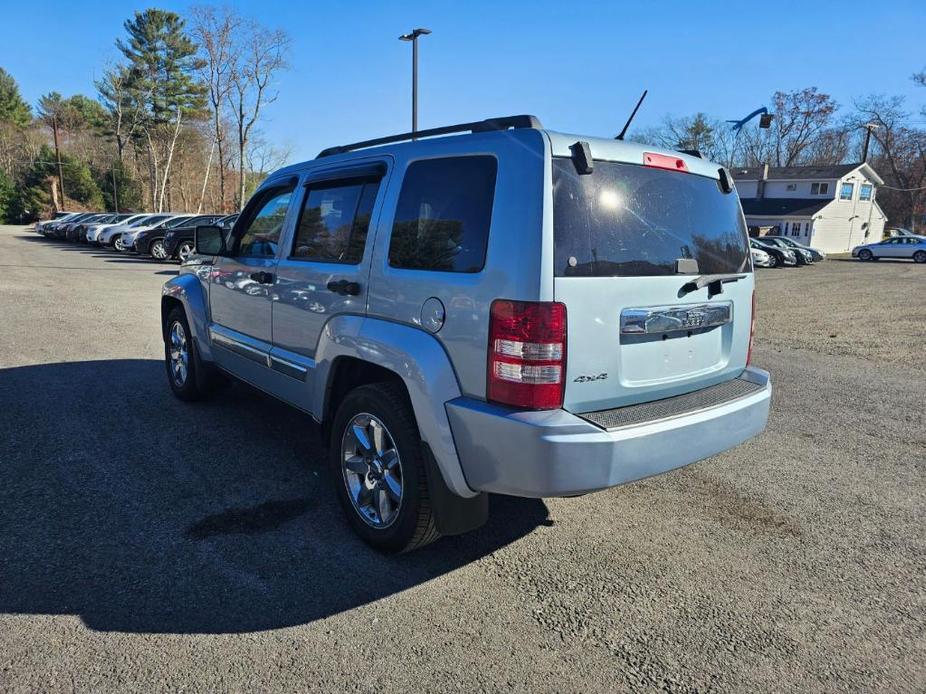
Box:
[747,291,756,365]
[488,300,566,410]
[643,152,689,173]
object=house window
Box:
[783,222,789,234]
[786,183,797,191]
[811,182,829,195]
[859,184,873,201]
[840,182,854,200]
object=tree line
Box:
[0,6,290,222]
[631,82,926,231]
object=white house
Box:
[732,163,887,254]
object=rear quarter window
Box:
[388,156,497,273]
[553,158,749,277]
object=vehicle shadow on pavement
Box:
[0,359,548,634]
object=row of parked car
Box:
[748,236,825,268]
[33,210,239,262]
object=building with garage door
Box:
[732,163,886,254]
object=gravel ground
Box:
[0,225,923,693]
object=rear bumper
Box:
[446,367,771,498]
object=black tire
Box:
[329,383,440,553]
[767,254,778,268]
[858,249,873,261]
[164,307,208,401]
[149,238,169,260]
[913,250,926,264]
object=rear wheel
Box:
[150,238,168,260]
[329,383,439,553]
[913,250,926,264]
[858,249,873,261]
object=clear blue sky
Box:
[3,0,925,162]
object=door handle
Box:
[326,279,361,296]
[250,271,275,284]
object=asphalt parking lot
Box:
[0,224,923,693]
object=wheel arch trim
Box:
[161,273,214,362]
[314,315,476,498]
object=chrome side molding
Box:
[620,301,733,335]
[210,324,310,381]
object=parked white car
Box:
[751,246,772,268]
[118,214,181,251]
[88,214,149,244]
[99,214,172,248]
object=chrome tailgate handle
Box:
[620,302,733,335]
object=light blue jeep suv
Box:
[161,115,771,552]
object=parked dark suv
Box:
[163,213,238,262]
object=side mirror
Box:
[195,225,227,256]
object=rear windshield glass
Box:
[553,158,749,277]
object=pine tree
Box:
[117,9,206,210]
[0,67,31,127]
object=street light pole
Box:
[725,107,773,168]
[399,28,431,133]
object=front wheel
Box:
[177,241,194,263]
[767,254,778,268]
[114,236,125,251]
[858,249,873,261]
[164,308,209,401]
[150,238,168,260]
[329,383,440,553]
[913,250,926,264]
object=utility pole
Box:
[51,113,65,205]
[861,122,879,163]
[111,163,119,213]
[399,28,431,133]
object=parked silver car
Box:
[853,236,926,263]
[88,214,149,244]
[161,115,771,551]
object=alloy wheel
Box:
[178,242,194,262]
[114,236,125,251]
[340,413,404,528]
[168,321,189,387]
[151,239,168,260]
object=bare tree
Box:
[632,113,735,164]
[228,21,290,210]
[191,5,241,212]
[769,88,838,166]
[853,95,926,232]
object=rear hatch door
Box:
[551,152,753,414]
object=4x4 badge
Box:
[574,373,608,383]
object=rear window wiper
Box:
[679,273,746,298]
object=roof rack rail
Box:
[316,114,543,158]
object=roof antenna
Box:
[615,89,648,141]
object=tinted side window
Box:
[388,156,497,273]
[291,177,381,264]
[236,187,294,258]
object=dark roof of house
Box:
[739,198,830,217]
[731,163,861,181]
